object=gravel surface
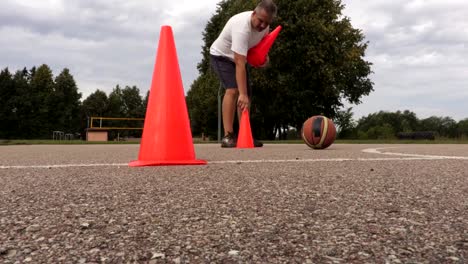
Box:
[0,144,467,263]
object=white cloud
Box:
[0,0,220,98]
[0,0,467,121]
[342,0,468,121]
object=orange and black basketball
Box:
[301,115,336,149]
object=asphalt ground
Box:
[1,144,467,263]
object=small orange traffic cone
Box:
[237,109,254,148]
[129,25,206,166]
[247,25,282,67]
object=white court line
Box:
[0,163,128,169]
[209,157,455,164]
[1,155,466,169]
[362,147,468,160]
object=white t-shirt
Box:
[210,11,269,61]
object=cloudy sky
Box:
[1,0,467,121]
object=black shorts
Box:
[210,54,252,97]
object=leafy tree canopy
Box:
[187,0,373,139]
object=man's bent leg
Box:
[221,88,238,148]
[222,88,239,135]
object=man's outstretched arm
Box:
[234,52,249,110]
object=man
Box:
[210,0,277,148]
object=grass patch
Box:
[335,139,468,144]
[247,139,468,144]
[0,140,138,145]
[1,138,467,146]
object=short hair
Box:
[255,0,277,18]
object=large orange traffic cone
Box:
[237,109,254,148]
[129,25,206,166]
[247,25,282,67]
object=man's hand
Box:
[237,94,249,110]
[233,52,249,110]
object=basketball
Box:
[301,115,336,149]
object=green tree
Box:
[356,110,420,138]
[440,117,457,138]
[334,107,356,139]
[107,85,125,117]
[29,64,55,138]
[457,118,468,139]
[50,68,82,134]
[396,110,419,132]
[143,90,150,114]
[257,0,373,135]
[121,85,144,138]
[366,123,395,139]
[394,110,418,131]
[10,68,32,139]
[186,72,220,138]
[0,68,15,138]
[187,0,373,140]
[81,90,109,128]
[122,85,144,118]
[419,116,457,138]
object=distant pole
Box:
[218,83,222,143]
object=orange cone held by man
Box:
[247,25,282,67]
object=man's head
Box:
[251,0,277,32]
